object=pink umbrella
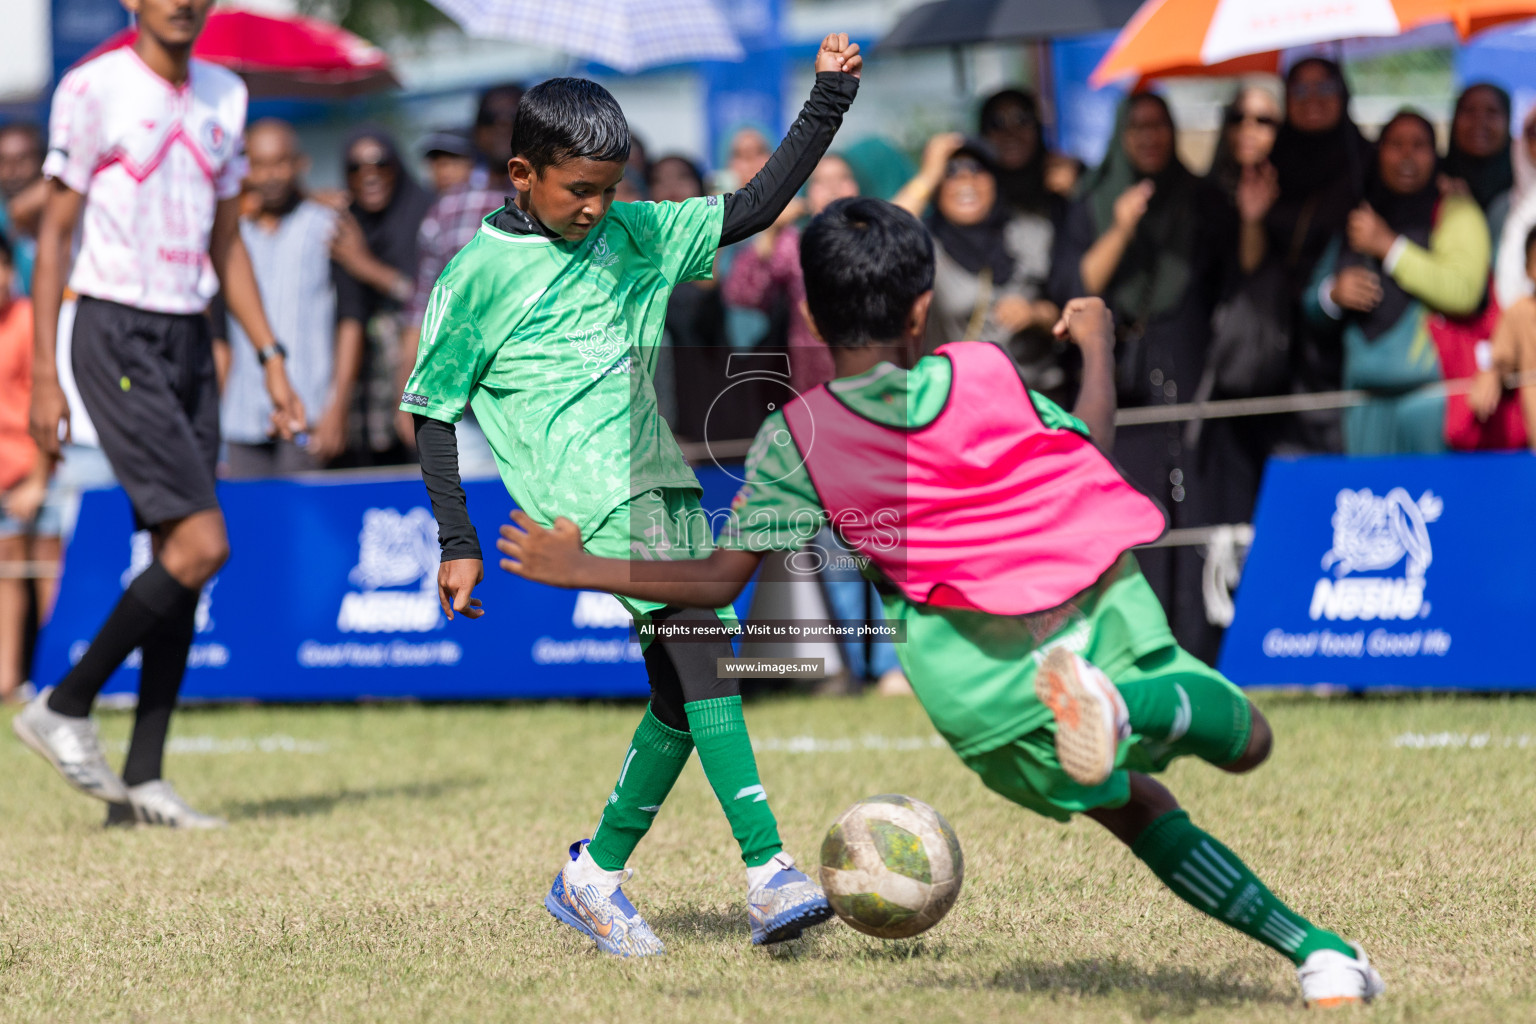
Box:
[80,9,399,99]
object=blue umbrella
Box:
[426,0,745,73]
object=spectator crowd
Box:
[2,66,1535,692]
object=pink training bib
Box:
[782,341,1166,616]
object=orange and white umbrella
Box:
[1092,0,1536,86]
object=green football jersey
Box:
[718,354,1176,758]
[401,197,725,533]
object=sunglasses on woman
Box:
[1290,81,1343,101]
[1226,111,1279,128]
[945,157,987,178]
[346,157,393,175]
[984,110,1037,132]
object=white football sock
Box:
[566,847,625,896]
[746,851,796,892]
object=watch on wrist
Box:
[257,341,288,366]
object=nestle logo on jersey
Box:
[157,247,203,266]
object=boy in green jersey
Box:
[401,40,863,957]
[496,199,1385,1007]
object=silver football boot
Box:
[106,780,227,829]
[12,689,129,802]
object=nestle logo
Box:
[401,392,429,407]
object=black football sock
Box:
[47,562,199,718]
[121,591,199,787]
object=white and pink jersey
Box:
[43,48,248,314]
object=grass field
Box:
[2,691,1533,1023]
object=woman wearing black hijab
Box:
[1304,111,1490,454]
[1049,92,1224,662]
[895,135,1060,392]
[1267,58,1374,452]
[1197,85,1288,530]
[1443,82,1513,242]
[330,127,434,466]
[979,87,1061,222]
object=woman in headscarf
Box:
[1305,111,1490,454]
[893,134,1060,394]
[1442,83,1513,243]
[1198,83,1287,528]
[1049,91,1223,661]
[330,127,433,466]
[1267,58,1375,452]
[978,87,1061,222]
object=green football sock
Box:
[684,696,783,868]
[1132,809,1355,965]
[586,708,694,872]
[1118,671,1251,766]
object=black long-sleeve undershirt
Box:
[719,71,859,245]
[415,416,482,562]
[489,71,859,245]
[423,71,859,561]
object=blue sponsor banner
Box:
[1220,452,1536,689]
[701,0,783,171]
[51,0,129,87]
[1051,30,1126,168]
[35,467,755,702]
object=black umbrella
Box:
[880,0,1143,50]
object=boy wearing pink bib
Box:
[497,199,1383,1008]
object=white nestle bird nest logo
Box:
[1321,487,1442,580]
[338,508,444,634]
[349,508,440,592]
[566,323,628,375]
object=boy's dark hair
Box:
[0,232,11,266]
[511,78,630,171]
[1525,223,1536,264]
[800,197,934,350]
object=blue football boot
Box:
[545,840,665,957]
[747,853,835,945]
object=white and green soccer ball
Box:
[818,794,964,939]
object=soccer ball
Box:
[818,794,963,939]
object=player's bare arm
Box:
[29,180,84,458]
[209,196,306,440]
[497,510,763,609]
[1054,297,1117,451]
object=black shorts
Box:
[72,296,220,530]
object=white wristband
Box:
[1383,236,1409,274]
[1318,276,1344,320]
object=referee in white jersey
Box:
[15,0,305,828]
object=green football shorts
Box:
[584,486,737,636]
[961,644,1252,822]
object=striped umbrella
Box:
[426,0,744,73]
[1092,0,1536,86]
